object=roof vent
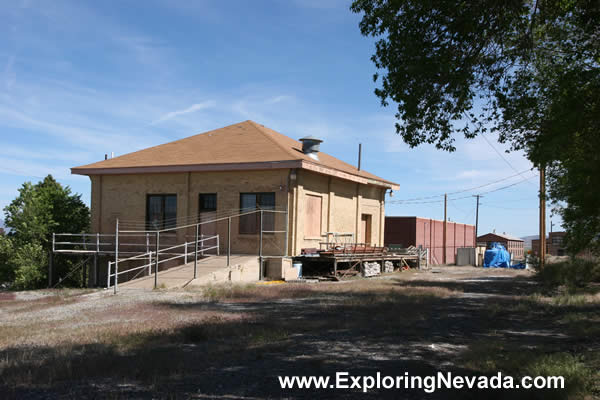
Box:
[299,136,323,161]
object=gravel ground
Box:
[1,266,597,399]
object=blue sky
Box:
[0,0,554,237]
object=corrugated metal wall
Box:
[385,217,476,265]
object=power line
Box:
[480,133,536,187]
[480,203,538,210]
[479,176,538,195]
[461,207,476,222]
[460,109,535,187]
[388,172,538,205]
[483,196,538,204]
[388,168,533,203]
[448,198,466,213]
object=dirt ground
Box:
[0,266,598,399]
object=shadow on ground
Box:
[1,272,598,399]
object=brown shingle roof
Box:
[477,233,524,242]
[72,120,399,188]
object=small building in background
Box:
[477,232,524,260]
[532,231,566,256]
[384,216,475,265]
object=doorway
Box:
[361,214,372,245]
[198,193,217,238]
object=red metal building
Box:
[385,216,476,265]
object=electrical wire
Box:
[480,203,538,210]
[388,168,534,203]
[387,172,538,205]
[480,134,536,187]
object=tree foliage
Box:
[351,0,600,253]
[1,175,89,289]
[5,176,89,248]
[0,235,15,285]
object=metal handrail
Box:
[55,207,287,292]
[119,208,286,234]
[107,235,219,290]
[107,244,219,285]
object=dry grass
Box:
[459,341,598,399]
[0,267,598,398]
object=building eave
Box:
[71,160,303,176]
[71,159,400,189]
[299,160,398,189]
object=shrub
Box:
[525,353,594,398]
[536,258,600,288]
[12,242,47,290]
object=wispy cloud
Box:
[0,143,91,164]
[0,156,80,181]
[231,94,294,121]
[151,101,216,125]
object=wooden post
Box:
[539,166,546,269]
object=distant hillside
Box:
[521,235,539,249]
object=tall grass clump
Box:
[535,258,600,289]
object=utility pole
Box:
[539,165,546,269]
[473,194,481,244]
[357,143,362,171]
[443,193,447,264]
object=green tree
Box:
[0,235,15,285]
[351,0,600,253]
[12,242,48,290]
[3,175,90,289]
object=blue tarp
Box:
[483,242,511,268]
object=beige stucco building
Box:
[72,121,399,257]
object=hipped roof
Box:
[72,120,399,189]
[477,232,524,242]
